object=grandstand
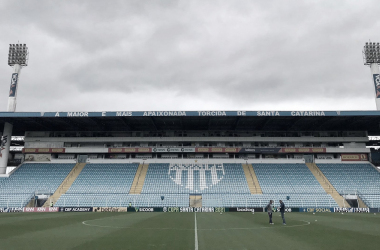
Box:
[1,111,380,210]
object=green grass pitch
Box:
[0,212,379,249]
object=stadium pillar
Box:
[7,64,22,112]
[0,122,13,174]
[370,63,380,110]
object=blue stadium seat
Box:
[55,163,139,207]
[317,163,380,207]
[0,163,74,207]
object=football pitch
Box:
[0,212,379,250]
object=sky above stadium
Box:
[0,0,380,112]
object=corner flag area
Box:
[0,212,379,249]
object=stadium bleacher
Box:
[54,194,189,207]
[253,164,327,194]
[54,162,339,208]
[0,163,74,207]
[360,195,380,208]
[317,164,380,194]
[1,162,380,208]
[55,163,139,207]
[203,163,338,207]
[317,163,380,207]
[202,194,337,208]
[142,163,250,194]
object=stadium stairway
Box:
[42,163,86,207]
[357,196,368,208]
[25,199,35,207]
[190,195,202,207]
[306,163,350,208]
[129,164,149,194]
[242,164,263,194]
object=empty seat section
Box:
[317,163,380,207]
[202,163,338,208]
[55,163,139,207]
[360,194,380,208]
[253,164,327,194]
[55,193,189,207]
[0,163,74,207]
[202,194,337,208]
[141,163,250,194]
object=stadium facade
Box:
[1,110,380,210]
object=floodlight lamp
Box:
[7,43,28,66]
[363,41,380,65]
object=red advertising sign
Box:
[108,148,152,153]
[341,154,368,161]
[22,148,65,154]
[279,148,326,153]
[195,147,240,153]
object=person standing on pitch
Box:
[266,200,274,224]
[279,200,286,225]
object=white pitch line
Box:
[195,213,199,250]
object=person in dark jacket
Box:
[266,200,274,224]
[279,200,286,225]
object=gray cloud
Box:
[0,0,379,112]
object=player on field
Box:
[266,200,274,224]
[279,200,286,225]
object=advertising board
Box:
[25,154,51,162]
[162,207,225,213]
[22,148,65,154]
[93,207,127,212]
[0,207,23,213]
[229,207,263,212]
[334,207,369,213]
[341,154,368,161]
[299,208,333,213]
[60,207,93,212]
[23,207,59,212]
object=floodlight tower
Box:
[7,44,29,111]
[0,44,29,174]
[363,42,380,110]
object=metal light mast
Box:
[0,43,29,174]
[7,43,29,111]
[363,42,380,110]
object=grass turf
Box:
[0,212,379,250]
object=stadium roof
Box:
[1,110,380,135]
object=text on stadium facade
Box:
[3,110,373,118]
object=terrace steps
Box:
[43,163,86,207]
[242,164,263,194]
[306,163,350,208]
[190,195,202,208]
[357,196,368,208]
[129,164,149,194]
[26,198,35,207]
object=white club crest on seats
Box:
[168,164,225,192]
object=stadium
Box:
[1,17,380,250]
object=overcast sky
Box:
[0,0,380,112]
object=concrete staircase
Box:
[26,198,35,207]
[129,164,149,194]
[306,163,350,208]
[190,195,202,208]
[242,164,263,194]
[357,196,368,208]
[43,163,86,207]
